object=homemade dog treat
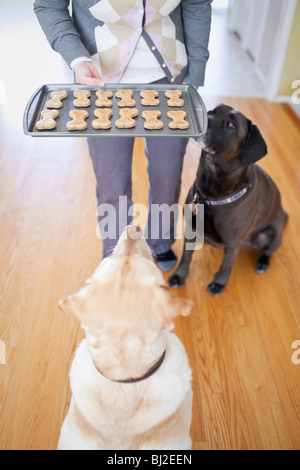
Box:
[116,89,136,107]
[165,90,184,107]
[46,90,68,109]
[115,108,139,128]
[67,110,89,131]
[95,90,113,107]
[167,110,189,129]
[142,110,164,130]
[92,109,113,130]
[140,90,160,106]
[36,109,59,130]
[73,90,91,108]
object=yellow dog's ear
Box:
[176,296,195,317]
[58,282,98,321]
[156,284,194,324]
[170,295,194,318]
[58,294,78,316]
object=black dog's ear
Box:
[239,121,268,167]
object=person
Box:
[33,0,212,270]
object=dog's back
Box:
[58,334,192,450]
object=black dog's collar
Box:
[94,350,166,384]
[194,184,252,206]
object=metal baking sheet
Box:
[23,83,207,138]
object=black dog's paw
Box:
[168,273,185,288]
[256,254,270,274]
[207,281,226,296]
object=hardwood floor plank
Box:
[270,402,294,450]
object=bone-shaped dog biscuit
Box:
[142,110,164,130]
[67,110,89,131]
[115,108,139,128]
[92,109,113,130]
[46,91,68,109]
[140,90,160,106]
[165,90,184,107]
[116,90,136,107]
[73,90,91,108]
[167,110,189,129]
[95,90,113,107]
[36,109,59,130]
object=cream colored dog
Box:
[58,225,194,450]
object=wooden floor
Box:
[0,92,300,450]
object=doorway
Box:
[203,0,298,104]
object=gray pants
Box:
[87,134,188,257]
[87,77,188,257]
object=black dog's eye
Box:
[226,121,236,130]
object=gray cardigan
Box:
[33,0,212,86]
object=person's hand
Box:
[73,61,105,87]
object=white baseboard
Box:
[274,95,293,103]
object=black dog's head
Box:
[194,104,268,167]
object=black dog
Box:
[168,104,288,296]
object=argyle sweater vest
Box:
[34,0,212,86]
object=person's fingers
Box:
[88,63,102,80]
[74,62,105,87]
[77,75,105,87]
